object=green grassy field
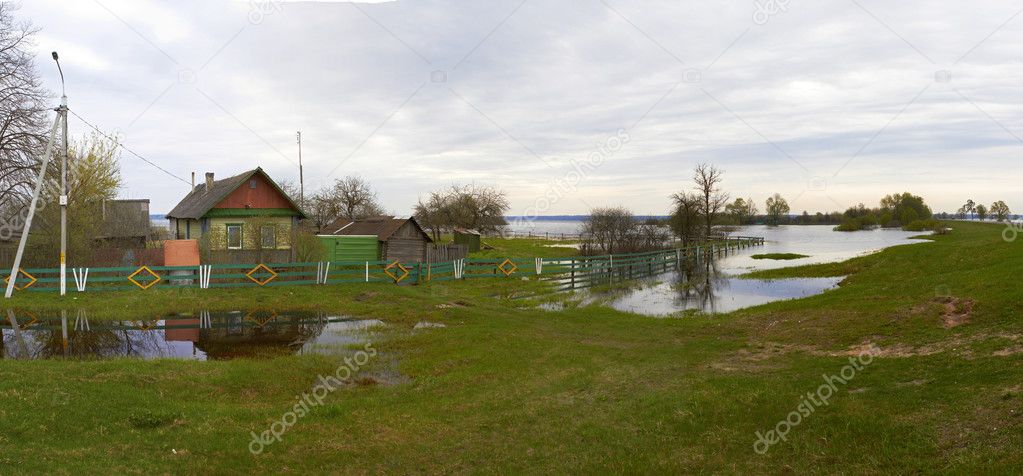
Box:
[0,222,1021,474]
[751,253,810,260]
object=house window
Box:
[226,224,243,250]
[260,225,276,249]
[250,179,257,189]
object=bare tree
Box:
[670,191,702,247]
[0,3,48,223]
[277,179,302,206]
[413,184,510,237]
[693,164,729,238]
[305,176,385,231]
[332,176,385,221]
[413,191,453,241]
[582,206,637,254]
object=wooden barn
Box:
[322,216,433,263]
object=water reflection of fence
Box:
[3,236,763,294]
[539,237,762,291]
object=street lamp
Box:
[53,51,69,296]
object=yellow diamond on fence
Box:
[3,268,37,291]
[245,309,279,327]
[384,260,410,283]
[498,258,518,277]
[17,311,38,330]
[246,264,278,287]
[127,266,161,290]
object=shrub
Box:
[902,219,940,232]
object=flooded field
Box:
[588,226,930,316]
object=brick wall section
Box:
[164,240,200,267]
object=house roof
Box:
[453,227,481,236]
[323,216,433,242]
[166,168,306,220]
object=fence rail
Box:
[2,236,764,294]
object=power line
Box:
[67,109,192,186]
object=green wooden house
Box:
[166,168,307,263]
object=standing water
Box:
[596,225,929,315]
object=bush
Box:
[834,216,877,232]
[293,228,326,262]
[834,220,862,232]
[902,219,940,232]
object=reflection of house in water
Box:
[3,312,343,360]
[164,313,326,360]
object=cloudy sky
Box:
[16,0,1023,215]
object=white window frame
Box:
[226,224,243,250]
[260,225,276,249]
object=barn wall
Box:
[383,221,428,263]
[385,238,426,263]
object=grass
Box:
[470,236,580,259]
[750,253,810,260]
[1,222,1021,473]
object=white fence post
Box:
[198,265,212,289]
[72,267,89,292]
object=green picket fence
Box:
[3,236,763,294]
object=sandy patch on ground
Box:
[714,333,1023,369]
[912,296,976,328]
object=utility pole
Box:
[297,131,304,208]
[4,53,65,299]
[55,52,69,296]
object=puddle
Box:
[1,310,392,361]
[536,301,566,312]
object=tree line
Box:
[279,177,511,241]
[955,199,1012,222]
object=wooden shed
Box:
[453,228,482,253]
[322,217,433,263]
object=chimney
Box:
[191,172,195,189]
[205,172,215,192]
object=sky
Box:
[15,0,1023,216]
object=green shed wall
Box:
[453,231,481,253]
[318,235,379,262]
